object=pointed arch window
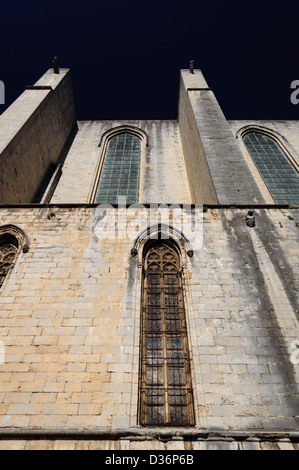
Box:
[95,132,141,204]
[140,240,194,426]
[243,131,299,205]
[0,234,19,289]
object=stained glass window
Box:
[95,132,141,204]
[140,241,194,426]
[243,131,299,205]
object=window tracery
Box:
[140,241,194,426]
[0,237,18,288]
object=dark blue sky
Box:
[1,0,299,120]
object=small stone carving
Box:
[189,60,194,74]
[131,248,138,257]
[52,57,59,74]
[245,210,255,227]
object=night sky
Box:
[1,0,299,121]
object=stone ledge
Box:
[0,203,296,209]
[0,427,298,442]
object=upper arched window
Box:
[243,131,299,205]
[0,233,19,289]
[139,240,194,426]
[95,132,141,204]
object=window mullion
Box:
[140,270,148,426]
[161,269,169,424]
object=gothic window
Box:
[243,131,299,205]
[95,132,141,204]
[140,241,194,426]
[0,234,18,289]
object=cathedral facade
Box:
[0,65,298,450]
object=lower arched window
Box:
[140,240,194,426]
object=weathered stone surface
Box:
[178,70,265,204]
[0,69,76,203]
[0,207,297,435]
[0,66,298,451]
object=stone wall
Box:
[0,431,298,450]
[0,69,76,204]
[178,70,266,205]
[0,206,298,437]
[177,71,218,204]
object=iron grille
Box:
[140,242,194,426]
